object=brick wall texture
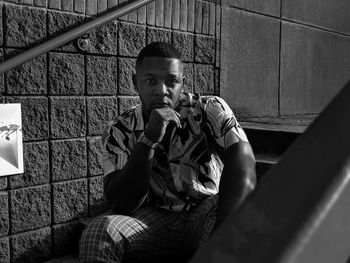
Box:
[1,0,350,261]
[0,0,220,261]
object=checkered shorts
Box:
[79,194,218,263]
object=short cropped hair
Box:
[136,42,182,67]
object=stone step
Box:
[255,153,279,164]
[240,122,299,179]
[255,153,279,180]
[242,121,301,179]
[239,115,314,134]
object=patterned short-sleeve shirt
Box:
[102,92,248,211]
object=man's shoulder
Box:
[107,104,143,132]
[180,92,230,114]
[118,104,140,122]
[184,93,239,136]
[202,96,233,114]
[101,104,143,145]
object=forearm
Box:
[105,142,155,214]
[104,108,181,214]
[215,167,256,226]
[214,142,256,230]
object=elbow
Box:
[244,168,257,194]
[244,153,257,191]
[103,172,127,214]
[236,162,256,196]
[104,183,132,215]
[103,172,116,206]
[223,141,257,192]
[242,154,257,193]
[103,173,148,215]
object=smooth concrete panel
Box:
[283,0,350,35]
[224,0,280,17]
[221,8,279,117]
[280,22,350,115]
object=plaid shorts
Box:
[79,194,218,263]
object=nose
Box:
[153,82,168,96]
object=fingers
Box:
[146,108,182,142]
[167,109,181,129]
[154,107,181,129]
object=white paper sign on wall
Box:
[0,104,24,176]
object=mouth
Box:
[150,100,172,109]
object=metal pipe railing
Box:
[0,0,154,75]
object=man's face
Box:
[134,56,184,116]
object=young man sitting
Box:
[79,42,256,263]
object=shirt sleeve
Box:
[101,118,134,176]
[204,96,248,150]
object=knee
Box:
[79,215,125,262]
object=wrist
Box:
[138,133,159,149]
[144,129,162,144]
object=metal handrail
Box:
[190,80,350,262]
[0,0,154,75]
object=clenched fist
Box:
[145,107,181,143]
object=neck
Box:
[142,106,151,122]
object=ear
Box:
[181,76,186,91]
[132,73,137,90]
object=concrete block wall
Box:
[0,0,220,262]
[221,0,350,118]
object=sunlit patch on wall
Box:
[0,104,24,176]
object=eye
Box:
[145,78,156,85]
[166,79,179,87]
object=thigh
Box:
[124,206,186,263]
[80,211,145,262]
[80,206,186,263]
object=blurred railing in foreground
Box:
[191,80,350,263]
